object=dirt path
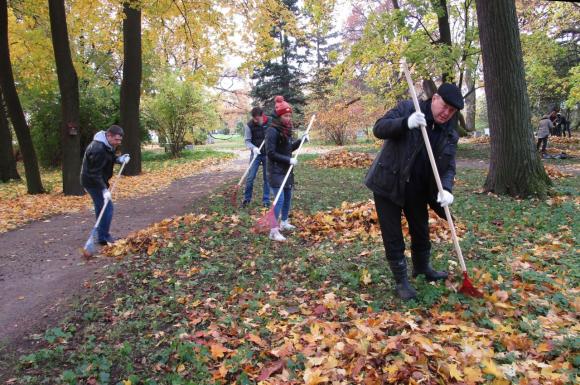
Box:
[0,156,246,349]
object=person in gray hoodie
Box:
[536,114,553,154]
[81,125,130,245]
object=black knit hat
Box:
[107,124,124,137]
[437,83,464,110]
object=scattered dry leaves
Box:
[310,149,374,169]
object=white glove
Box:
[102,189,112,201]
[252,147,261,157]
[407,112,426,130]
[437,190,454,207]
[289,158,298,166]
[302,134,310,143]
[118,154,130,164]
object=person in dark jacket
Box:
[81,125,130,245]
[365,83,463,300]
[242,107,270,207]
[265,96,308,242]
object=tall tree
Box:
[48,0,83,195]
[0,0,44,194]
[120,1,142,175]
[250,0,306,116]
[475,0,549,197]
[0,88,20,182]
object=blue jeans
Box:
[271,186,292,222]
[244,153,270,204]
[85,187,114,242]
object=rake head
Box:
[225,184,241,208]
[254,207,278,233]
[81,229,97,258]
[458,271,483,297]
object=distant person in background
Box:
[536,114,553,154]
[555,113,571,138]
[242,107,270,208]
[549,106,559,136]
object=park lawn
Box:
[3,151,578,385]
[0,149,233,233]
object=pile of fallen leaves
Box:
[461,136,490,144]
[549,136,579,145]
[0,156,230,233]
[544,165,572,179]
[103,213,210,258]
[294,200,466,244]
[310,150,374,169]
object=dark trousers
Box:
[374,190,430,261]
[536,137,547,152]
[85,186,113,242]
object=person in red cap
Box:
[264,95,308,241]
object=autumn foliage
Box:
[310,150,374,169]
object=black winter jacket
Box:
[365,99,459,210]
[81,133,116,190]
[265,114,301,188]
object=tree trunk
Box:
[0,0,44,193]
[49,0,83,195]
[464,68,476,131]
[475,0,550,197]
[0,88,20,182]
[433,0,452,82]
[120,2,142,176]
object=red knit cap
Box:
[274,95,292,116]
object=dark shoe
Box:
[99,235,116,245]
[388,258,417,300]
[412,253,448,282]
[241,200,250,208]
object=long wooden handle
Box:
[401,58,467,272]
[271,114,316,207]
[237,140,266,186]
[93,161,127,230]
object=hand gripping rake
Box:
[401,58,482,297]
[227,140,265,207]
[254,115,316,233]
[81,160,128,258]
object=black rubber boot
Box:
[412,252,448,282]
[388,259,417,300]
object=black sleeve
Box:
[291,138,302,152]
[266,128,292,165]
[373,100,412,140]
[86,147,108,190]
[440,132,459,193]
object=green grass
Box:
[2,152,578,384]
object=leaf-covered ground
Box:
[2,146,578,385]
[0,149,232,233]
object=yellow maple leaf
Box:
[122,380,132,385]
[464,366,483,385]
[176,363,185,373]
[482,359,505,379]
[361,268,372,285]
[448,363,463,381]
[303,368,329,385]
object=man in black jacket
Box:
[81,125,130,245]
[242,107,270,207]
[365,83,463,300]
